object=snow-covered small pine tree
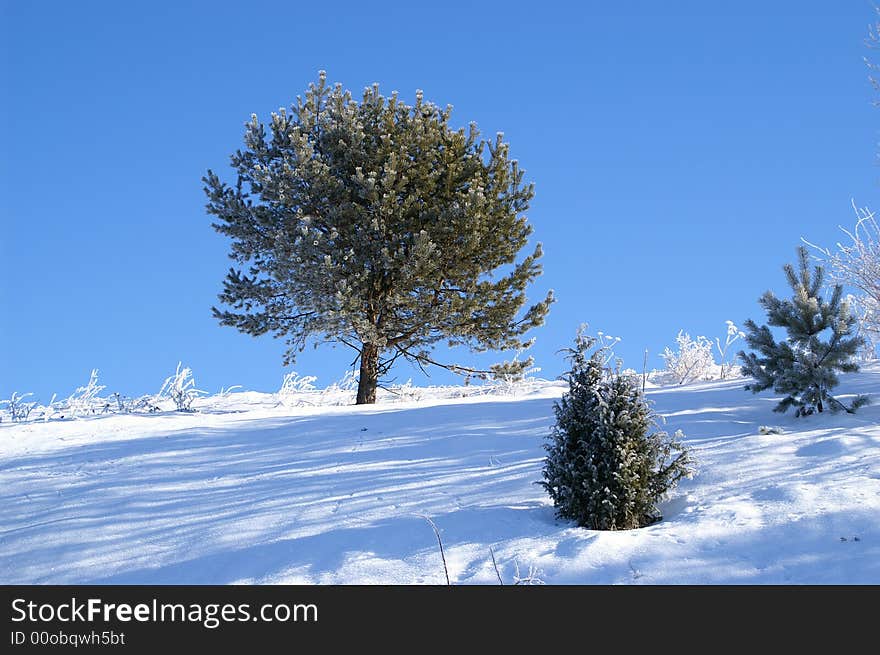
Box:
[541,328,693,530]
[739,246,869,416]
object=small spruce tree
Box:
[739,246,869,416]
[541,328,693,530]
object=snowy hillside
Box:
[1,367,878,584]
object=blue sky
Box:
[2,1,878,400]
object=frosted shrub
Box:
[318,370,359,406]
[542,328,694,530]
[110,392,162,414]
[279,371,317,395]
[488,361,542,396]
[110,392,130,413]
[715,321,745,379]
[275,371,319,406]
[804,200,880,358]
[847,294,879,360]
[387,379,423,402]
[0,392,36,423]
[484,340,548,396]
[594,331,622,366]
[217,385,243,398]
[131,395,162,413]
[65,369,107,417]
[157,362,207,412]
[513,559,545,585]
[661,331,715,384]
[334,369,359,391]
[620,367,640,381]
[34,394,60,422]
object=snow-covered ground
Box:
[1,366,878,584]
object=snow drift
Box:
[1,366,878,584]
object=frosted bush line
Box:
[2,362,557,425]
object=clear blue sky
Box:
[2,0,878,401]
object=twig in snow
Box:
[513,558,545,585]
[421,515,450,586]
[628,559,643,580]
[489,546,504,585]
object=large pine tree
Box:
[204,72,553,403]
[739,246,868,416]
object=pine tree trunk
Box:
[356,343,380,404]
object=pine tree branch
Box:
[393,345,497,377]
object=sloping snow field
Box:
[1,366,878,584]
